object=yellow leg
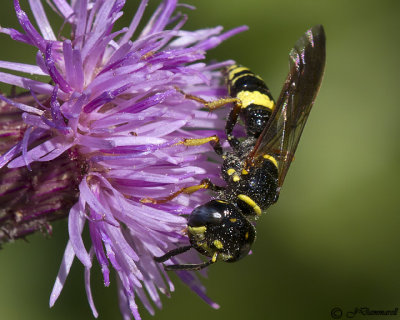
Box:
[141,179,213,204]
[175,135,219,147]
[206,97,242,110]
[175,135,223,156]
[174,86,241,111]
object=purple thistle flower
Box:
[0,0,247,319]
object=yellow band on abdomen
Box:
[237,194,262,216]
[236,90,275,110]
[228,66,249,80]
[263,154,278,168]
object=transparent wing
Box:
[247,25,326,194]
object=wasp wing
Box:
[247,24,326,195]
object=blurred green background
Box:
[1,0,399,319]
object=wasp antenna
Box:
[154,245,192,263]
[164,259,216,271]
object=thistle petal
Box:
[0,1,247,319]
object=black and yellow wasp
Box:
[146,25,326,271]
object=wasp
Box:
[143,25,326,271]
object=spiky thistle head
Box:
[0,1,247,319]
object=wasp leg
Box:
[141,178,224,204]
[175,86,240,111]
[154,245,192,263]
[175,135,223,156]
[164,259,215,271]
[175,87,243,149]
[225,102,242,149]
[164,252,218,271]
[10,85,17,98]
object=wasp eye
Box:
[188,200,228,227]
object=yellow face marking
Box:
[245,232,249,240]
[188,226,206,235]
[213,240,224,249]
[233,174,240,182]
[199,242,211,253]
[237,91,275,110]
[263,154,278,168]
[219,253,233,261]
[237,194,262,216]
[217,200,228,204]
[188,226,206,241]
[241,169,249,175]
[228,66,249,80]
[211,251,218,262]
[230,218,237,223]
[227,168,236,176]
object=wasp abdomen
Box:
[226,65,275,137]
